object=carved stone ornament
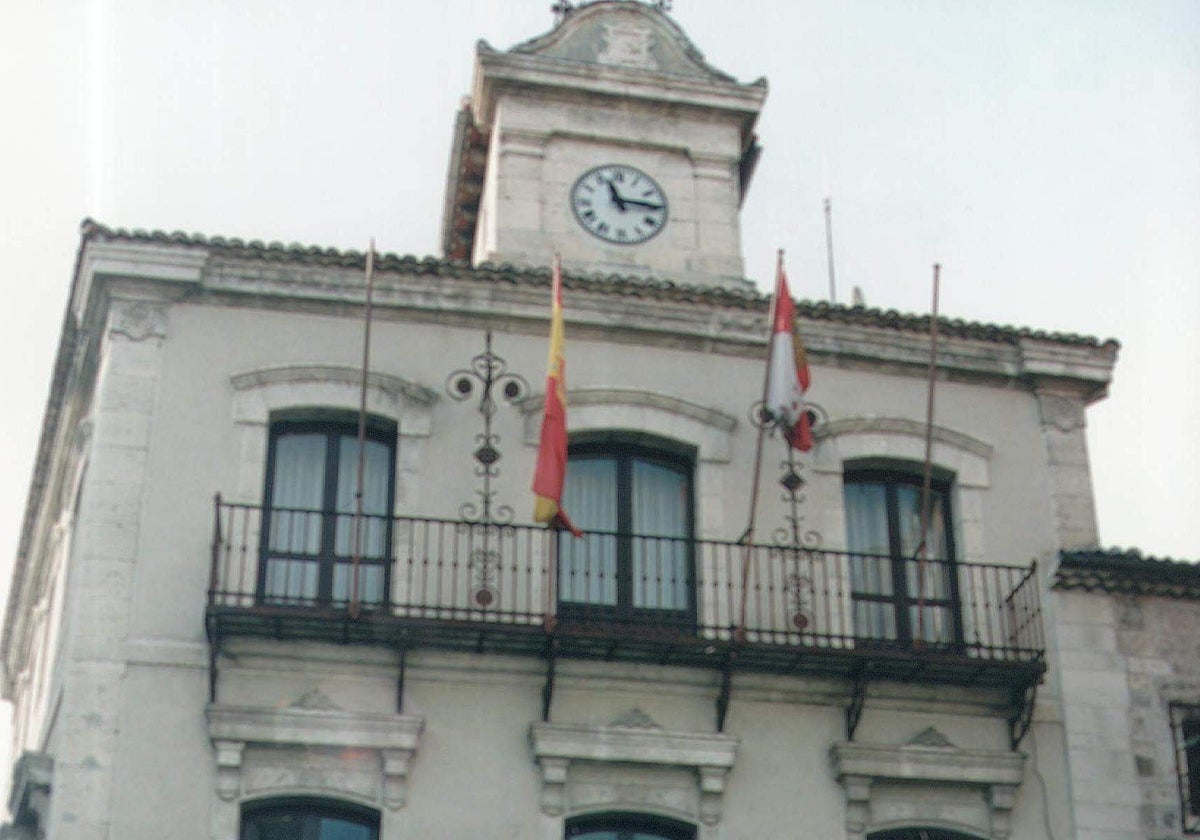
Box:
[609,707,662,729]
[207,704,424,810]
[597,22,657,69]
[1035,392,1087,432]
[111,300,168,341]
[290,688,342,711]
[904,727,956,749]
[530,721,737,825]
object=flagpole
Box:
[824,197,837,305]
[349,239,377,620]
[737,249,784,639]
[915,262,941,644]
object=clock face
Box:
[569,164,668,245]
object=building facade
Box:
[1,3,1130,839]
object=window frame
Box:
[565,811,697,840]
[240,796,380,840]
[258,418,397,608]
[557,438,697,629]
[1171,702,1200,833]
[843,466,964,649]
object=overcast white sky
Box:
[0,0,1197,755]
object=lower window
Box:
[240,798,379,840]
[566,812,696,840]
[1171,702,1200,833]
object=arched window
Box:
[558,436,695,627]
[565,811,696,840]
[843,465,962,647]
[260,417,396,607]
[240,798,379,840]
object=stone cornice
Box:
[831,740,1024,787]
[206,704,423,750]
[531,720,737,769]
[230,365,438,407]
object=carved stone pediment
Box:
[206,704,424,810]
[831,739,1024,840]
[531,720,737,825]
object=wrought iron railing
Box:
[208,498,1044,663]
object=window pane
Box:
[269,433,326,554]
[631,459,688,610]
[844,482,894,639]
[332,562,385,605]
[335,436,391,558]
[318,817,375,840]
[560,458,618,605]
[263,558,320,604]
[895,484,947,560]
[241,809,377,840]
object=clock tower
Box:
[441,1,767,288]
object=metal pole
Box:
[824,197,837,304]
[737,249,785,638]
[915,263,941,644]
[349,240,377,619]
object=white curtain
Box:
[265,432,325,601]
[631,459,688,610]
[559,458,618,605]
[333,436,389,604]
[896,485,952,644]
[844,482,895,640]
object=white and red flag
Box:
[765,258,814,452]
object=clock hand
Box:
[603,178,627,212]
[621,198,664,211]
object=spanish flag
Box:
[532,255,581,535]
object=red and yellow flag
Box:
[532,255,581,535]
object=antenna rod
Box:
[824,197,837,304]
[915,262,941,644]
[350,239,377,619]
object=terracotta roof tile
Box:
[1055,549,1200,598]
[80,218,1119,350]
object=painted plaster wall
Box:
[2,250,1107,839]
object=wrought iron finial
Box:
[445,332,530,612]
[747,399,826,631]
[551,0,575,24]
[444,331,530,525]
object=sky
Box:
[0,0,1197,772]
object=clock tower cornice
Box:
[471,42,766,137]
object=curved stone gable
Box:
[508,1,743,84]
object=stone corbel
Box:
[697,765,731,826]
[213,739,245,802]
[988,783,1019,840]
[536,756,570,816]
[381,748,416,810]
[841,773,872,836]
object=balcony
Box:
[206,499,1045,698]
